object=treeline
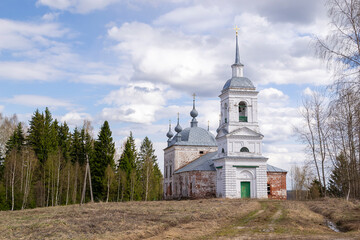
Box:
[0,108,162,211]
[294,0,360,200]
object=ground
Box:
[0,198,359,239]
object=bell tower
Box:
[214,27,268,199]
[218,27,259,134]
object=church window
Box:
[199,151,204,154]
[224,103,228,123]
[240,147,249,152]
[222,148,225,153]
[165,166,168,178]
[267,184,271,195]
[170,165,172,177]
[239,101,247,122]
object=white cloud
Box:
[37,0,121,14]
[107,22,231,96]
[6,95,72,108]
[0,61,64,81]
[42,12,61,21]
[0,19,68,51]
[0,105,4,112]
[303,87,314,96]
[107,13,331,96]
[61,111,92,127]
[100,82,173,124]
[154,5,232,32]
[259,88,289,106]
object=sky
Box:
[0,0,332,174]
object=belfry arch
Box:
[238,101,247,122]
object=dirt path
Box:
[210,200,359,240]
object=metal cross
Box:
[234,26,240,36]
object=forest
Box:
[0,108,163,211]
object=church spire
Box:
[235,26,240,64]
[232,26,244,78]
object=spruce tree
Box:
[28,109,45,163]
[91,121,115,200]
[118,132,137,200]
[328,153,348,197]
[139,137,157,201]
[58,122,71,162]
[6,123,25,154]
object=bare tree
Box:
[295,90,330,196]
[290,164,312,200]
[316,0,360,90]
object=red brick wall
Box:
[172,171,216,199]
[267,172,287,200]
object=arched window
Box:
[224,103,228,123]
[240,147,249,152]
[239,101,247,122]
[221,148,225,153]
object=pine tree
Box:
[91,121,115,200]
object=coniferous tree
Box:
[6,123,25,154]
[118,132,137,201]
[28,109,45,163]
[328,153,348,197]
[139,137,157,201]
[91,121,115,200]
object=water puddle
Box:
[325,219,341,232]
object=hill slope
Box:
[0,198,359,239]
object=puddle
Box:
[325,219,340,232]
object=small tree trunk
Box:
[73,162,78,204]
[106,178,110,203]
[66,167,70,205]
[11,151,17,211]
[55,152,61,206]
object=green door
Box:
[241,182,250,198]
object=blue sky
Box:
[0,0,332,173]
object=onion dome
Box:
[190,93,198,127]
[175,113,182,133]
[166,120,174,139]
[190,94,198,118]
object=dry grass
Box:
[0,199,258,240]
[307,198,360,232]
[0,198,359,240]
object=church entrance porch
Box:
[241,181,250,198]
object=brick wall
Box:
[172,171,216,199]
[267,172,287,200]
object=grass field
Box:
[0,198,359,239]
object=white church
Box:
[163,32,287,200]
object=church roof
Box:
[169,126,217,147]
[223,77,255,91]
[174,151,217,173]
[267,164,287,173]
[174,152,287,174]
